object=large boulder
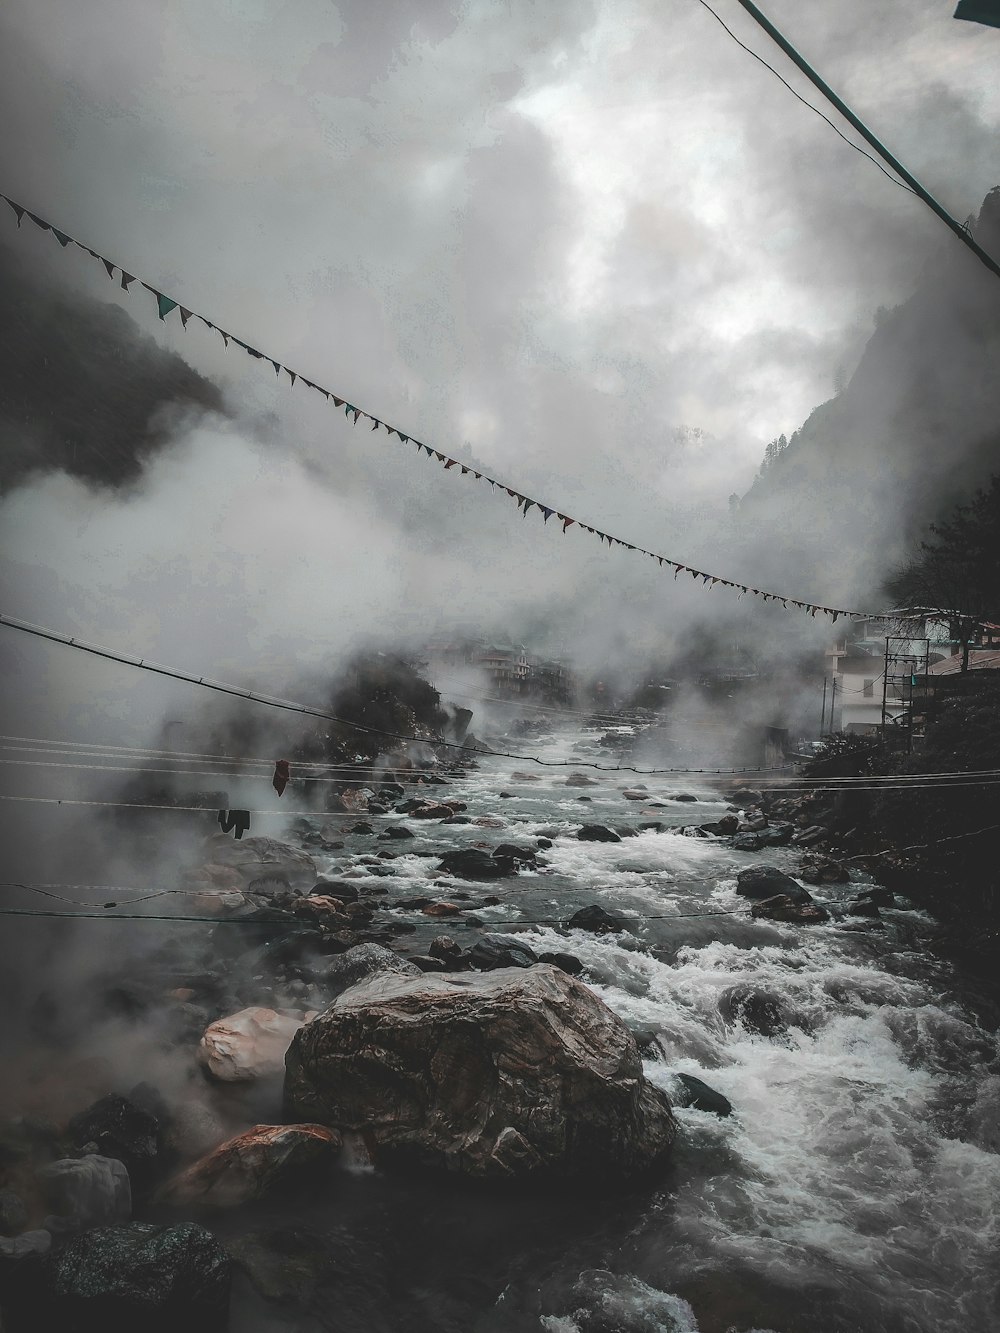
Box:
[567,905,626,934]
[199,835,317,890]
[38,1156,131,1231]
[284,966,675,1182]
[735,865,810,902]
[40,1221,230,1333]
[197,1008,303,1083]
[161,1124,341,1209]
[751,894,829,925]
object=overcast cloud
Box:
[1,0,998,708]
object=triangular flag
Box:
[541,506,553,521]
[154,292,178,321]
[561,516,574,532]
[352,409,361,423]
[27,213,50,233]
[461,466,469,475]
[522,499,535,516]
[179,307,192,328]
[332,396,344,407]
[444,458,457,468]
[270,360,281,376]
[3,198,25,226]
[435,452,446,463]
[120,272,135,291]
[101,259,116,280]
[52,229,72,247]
[371,418,380,431]
[220,332,230,348]
[286,368,297,387]
[344,403,354,416]
[473,471,482,480]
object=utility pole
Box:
[820,675,828,735]
[830,676,838,734]
[735,1,1000,284]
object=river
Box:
[220,718,1000,1333]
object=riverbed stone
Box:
[284,965,676,1181]
[735,865,811,902]
[161,1124,341,1209]
[40,1221,230,1332]
[322,944,421,1002]
[669,1073,733,1117]
[38,1156,131,1231]
[468,933,538,970]
[437,848,518,880]
[576,825,622,843]
[750,894,829,925]
[567,905,626,934]
[197,1008,303,1082]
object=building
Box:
[474,643,530,693]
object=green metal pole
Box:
[736,0,1000,283]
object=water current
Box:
[226,721,1000,1333]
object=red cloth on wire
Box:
[272,759,290,797]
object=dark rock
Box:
[735,865,811,902]
[469,934,539,971]
[638,821,663,832]
[567,905,626,934]
[0,1189,27,1236]
[284,966,676,1181]
[378,825,415,840]
[538,952,584,976]
[732,833,764,851]
[718,985,792,1037]
[323,944,421,1001]
[857,886,895,907]
[670,1073,733,1117]
[409,955,448,972]
[699,815,740,836]
[759,824,794,847]
[672,793,700,802]
[564,773,599,786]
[410,802,464,820]
[536,837,553,849]
[441,814,472,824]
[310,879,360,903]
[437,848,518,880]
[750,894,829,925]
[576,796,593,802]
[40,1221,230,1332]
[799,856,850,885]
[66,1096,158,1194]
[729,787,763,807]
[846,897,881,918]
[576,825,622,843]
[350,822,374,835]
[492,843,538,863]
[428,935,463,961]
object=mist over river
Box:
[3,719,999,1333]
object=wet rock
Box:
[441,814,472,824]
[538,952,584,976]
[750,894,829,925]
[197,1008,303,1082]
[732,833,765,851]
[378,825,415,841]
[621,790,649,800]
[40,1221,230,1332]
[0,1190,27,1236]
[699,815,740,836]
[438,848,518,880]
[161,1124,341,1209]
[792,824,828,847]
[349,821,374,835]
[576,825,622,843]
[322,943,421,1002]
[310,878,360,902]
[758,823,794,847]
[469,933,539,971]
[473,816,506,828]
[799,855,850,885]
[38,1156,131,1231]
[857,886,895,907]
[536,837,553,849]
[564,773,599,786]
[409,955,448,972]
[284,965,676,1181]
[576,796,593,802]
[735,865,811,902]
[729,787,763,807]
[846,897,882,918]
[669,1073,733,1117]
[421,902,462,917]
[567,905,626,934]
[718,986,792,1037]
[66,1096,159,1193]
[330,788,375,813]
[428,935,463,961]
[492,842,538,863]
[410,802,466,820]
[672,793,700,802]
[0,1228,51,1259]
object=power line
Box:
[694,0,917,195]
[729,0,1000,284]
[0,612,793,777]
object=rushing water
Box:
[218,721,1000,1333]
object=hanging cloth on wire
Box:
[272,759,290,797]
[218,809,251,839]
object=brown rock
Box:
[161,1124,341,1209]
[422,902,462,917]
[750,894,829,925]
[284,966,676,1182]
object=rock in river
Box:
[39,1221,230,1333]
[198,1007,303,1082]
[750,894,829,925]
[284,965,676,1181]
[576,825,622,843]
[735,865,811,902]
[437,847,518,880]
[161,1124,341,1209]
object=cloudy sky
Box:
[1,0,999,707]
